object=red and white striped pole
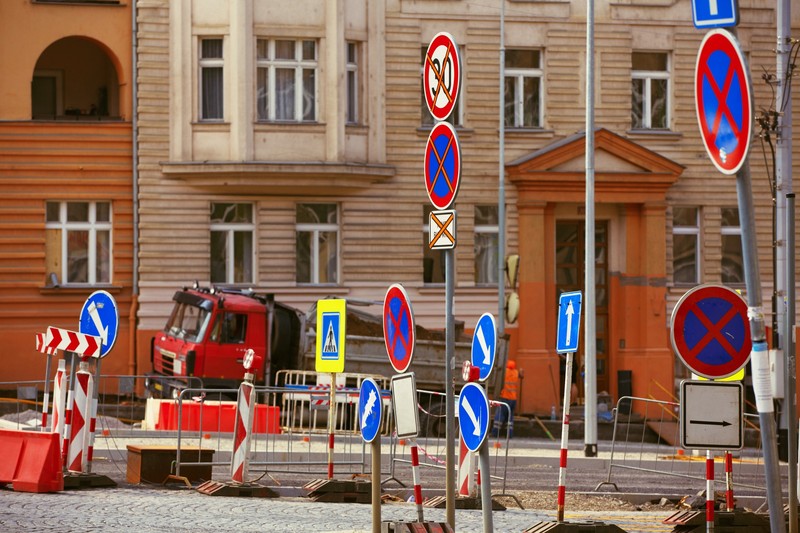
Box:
[327,372,337,480]
[458,435,476,497]
[86,396,98,472]
[556,351,574,523]
[706,450,715,532]
[67,360,94,474]
[62,387,73,468]
[35,332,57,428]
[231,364,256,484]
[51,359,67,440]
[724,451,734,511]
[410,438,425,522]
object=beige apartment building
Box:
[134,0,800,415]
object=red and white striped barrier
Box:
[410,439,424,522]
[51,360,67,441]
[706,450,715,529]
[724,451,734,511]
[458,435,476,497]
[66,363,93,474]
[231,378,256,484]
[35,332,57,355]
[556,352,574,523]
[46,326,102,358]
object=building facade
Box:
[0,0,134,383]
[128,0,798,415]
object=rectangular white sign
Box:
[680,380,743,450]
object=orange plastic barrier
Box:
[155,401,280,434]
[0,429,64,493]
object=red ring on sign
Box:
[383,284,416,373]
[423,32,461,121]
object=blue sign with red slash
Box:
[424,121,461,210]
[694,29,752,175]
[670,284,752,379]
[383,284,416,373]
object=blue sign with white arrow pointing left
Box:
[79,290,119,359]
[458,382,489,452]
[556,291,582,354]
[471,313,497,382]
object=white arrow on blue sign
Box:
[359,378,382,443]
[458,382,489,452]
[471,313,497,382]
[692,0,738,29]
[556,291,582,354]
[79,290,119,359]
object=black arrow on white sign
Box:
[689,419,732,427]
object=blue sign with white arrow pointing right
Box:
[556,291,582,354]
[471,313,496,382]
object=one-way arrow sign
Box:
[680,380,743,450]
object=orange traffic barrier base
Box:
[0,428,64,493]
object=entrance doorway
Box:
[555,220,609,403]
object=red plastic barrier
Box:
[0,429,64,493]
[154,401,280,434]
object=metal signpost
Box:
[359,378,383,533]
[422,31,461,530]
[692,22,783,526]
[458,381,493,532]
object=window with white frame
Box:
[346,41,359,125]
[474,205,499,285]
[45,201,111,285]
[504,49,543,128]
[421,46,462,127]
[296,204,339,284]
[257,39,318,122]
[631,52,669,130]
[210,203,254,284]
[672,207,699,284]
[422,205,445,284]
[721,207,744,285]
[200,38,224,121]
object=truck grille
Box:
[156,348,176,376]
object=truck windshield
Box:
[164,302,211,342]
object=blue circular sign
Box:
[79,290,119,359]
[424,121,461,210]
[471,313,497,382]
[359,378,382,443]
[458,382,489,452]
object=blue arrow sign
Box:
[79,290,119,359]
[692,0,738,29]
[458,382,489,452]
[471,313,497,382]
[556,291,582,354]
[359,378,382,443]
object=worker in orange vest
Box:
[491,359,520,439]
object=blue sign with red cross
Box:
[694,29,752,175]
[383,284,416,373]
[670,284,752,379]
[424,121,461,210]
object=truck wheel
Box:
[423,401,448,438]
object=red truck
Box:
[147,285,305,398]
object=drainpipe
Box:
[128,0,140,377]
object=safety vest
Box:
[500,368,519,401]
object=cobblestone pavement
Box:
[0,486,674,533]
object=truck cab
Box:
[148,286,302,397]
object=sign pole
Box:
[557,351,574,522]
[478,439,494,533]
[328,371,337,480]
[445,247,456,528]
[41,351,53,430]
[735,163,785,533]
[371,438,381,533]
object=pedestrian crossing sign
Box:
[316,299,346,373]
